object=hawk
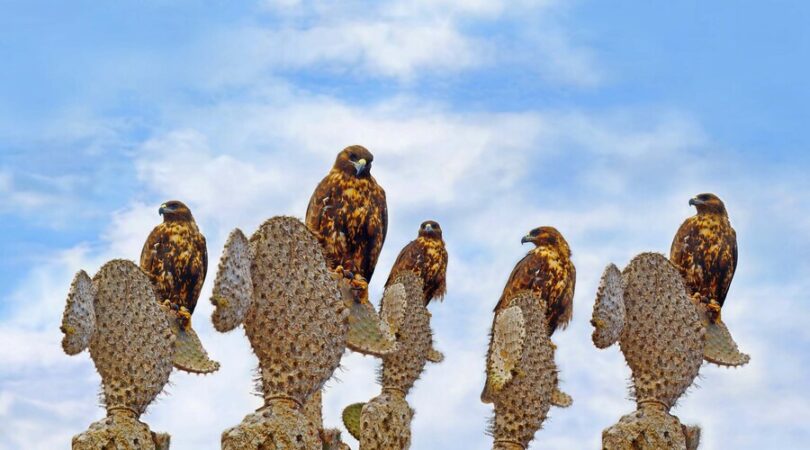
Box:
[140,200,207,329]
[385,220,448,305]
[306,145,388,298]
[670,193,737,323]
[494,226,575,336]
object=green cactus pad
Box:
[702,314,750,367]
[346,299,397,357]
[170,318,220,374]
[341,402,364,441]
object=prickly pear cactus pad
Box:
[346,295,398,357]
[484,291,557,449]
[618,253,704,409]
[89,260,175,416]
[244,216,349,404]
[61,259,175,449]
[211,228,253,333]
[592,263,625,349]
[61,270,96,355]
[169,319,220,374]
[359,390,414,450]
[379,273,433,393]
[221,400,320,450]
[701,307,751,367]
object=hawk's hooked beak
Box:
[159,204,168,215]
[424,223,434,232]
[521,235,532,244]
[689,197,704,206]
[352,158,367,175]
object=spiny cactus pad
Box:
[592,263,625,349]
[170,319,220,374]
[88,260,175,416]
[358,390,413,450]
[551,387,573,408]
[61,270,96,355]
[481,305,525,403]
[72,413,169,450]
[618,253,704,409]
[211,228,253,333]
[346,297,398,357]
[701,308,751,367]
[221,401,320,450]
[485,291,557,448]
[380,273,433,393]
[243,216,349,405]
[341,402,364,441]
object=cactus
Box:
[591,253,706,449]
[212,217,360,448]
[60,259,175,450]
[481,291,558,449]
[340,272,443,449]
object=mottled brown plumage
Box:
[140,200,207,328]
[495,227,575,336]
[670,193,737,322]
[385,220,448,305]
[306,146,388,296]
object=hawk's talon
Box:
[177,306,192,330]
[706,299,722,323]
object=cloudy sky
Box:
[1,1,809,449]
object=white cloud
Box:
[216,0,598,85]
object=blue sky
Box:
[1,1,809,449]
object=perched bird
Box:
[495,227,576,336]
[140,200,208,329]
[670,193,737,323]
[306,145,388,298]
[385,220,448,305]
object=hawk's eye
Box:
[530,229,540,236]
[348,152,357,161]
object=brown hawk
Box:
[306,145,388,299]
[385,220,448,305]
[494,226,575,336]
[140,200,207,329]
[670,193,737,323]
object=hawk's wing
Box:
[548,261,575,334]
[482,305,525,403]
[359,183,387,282]
[385,239,423,288]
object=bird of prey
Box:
[140,200,207,329]
[494,226,576,336]
[306,145,388,299]
[385,220,448,305]
[670,193,737,323]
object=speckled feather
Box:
[140,219,208,314]
[305,151,387,283]
[496,240,575,336]
[385,235,448,305]
[670,211,737,308]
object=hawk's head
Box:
[689,193,727,215]
[521,226,570,255]
[334,145,374,178]
[159,200,194,222]
[418,220,443,239]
